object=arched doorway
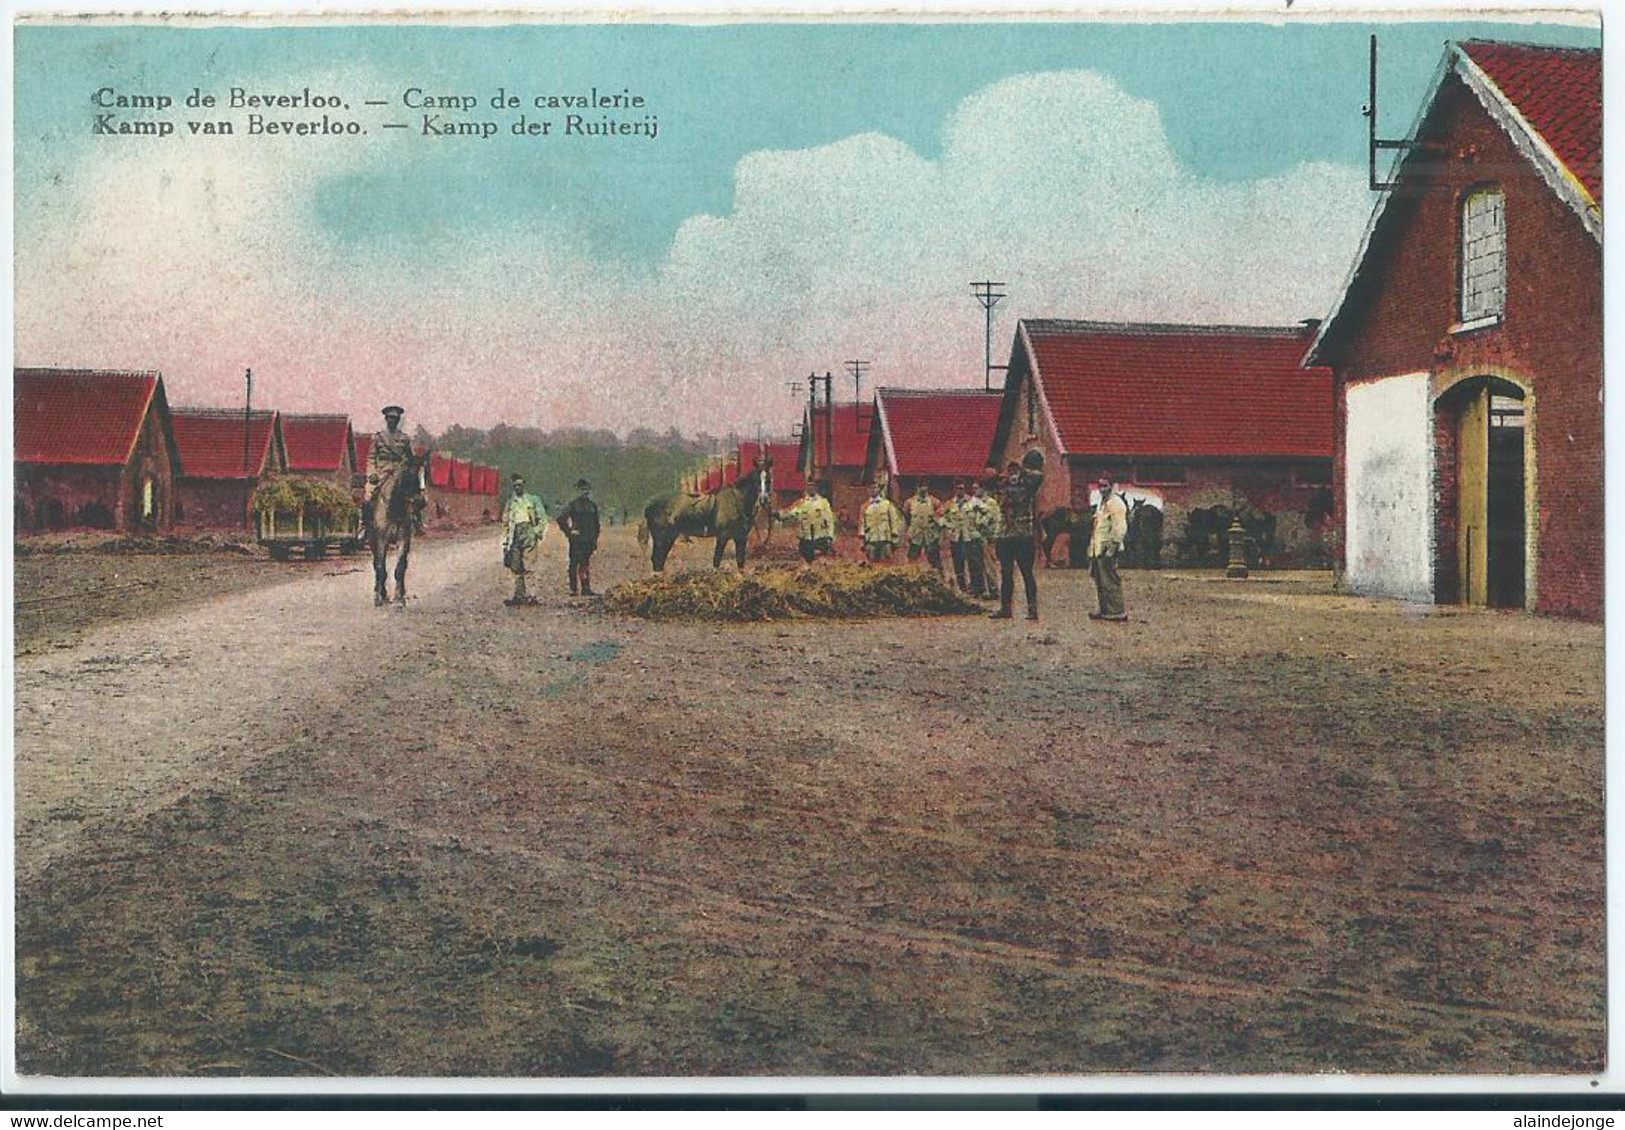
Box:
[1434,376,1528,608]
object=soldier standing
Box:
[557,478,601,596]
[991,450,1045,621]
[860,485,905,562]
[365,405,426,534]
[1088,475,1130,622]
[779,483,836,563]
[904,483,944,575]
[977,472,1003,597]
[502,473,547,605]
[944,480,989,597]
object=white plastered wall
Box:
[1344,374,1434,603]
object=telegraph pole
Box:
[970,281,1008,390]
[845,359,870,404]
[241,368,253,526]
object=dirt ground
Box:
[12,524,1604,1078]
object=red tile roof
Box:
[353,434,373,475]
[876,388,1005,478]
[1461,40,1601,206]
[737,441,764,471]
[281,413,353,473]
[15,368,162,466]
[172,408,279,479]
[1020,320,1332,459]
[806,402,871,469]
[767,441,805,492]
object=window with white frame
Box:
[1460,187,1506,323]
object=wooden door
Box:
[1456,385,1490,606]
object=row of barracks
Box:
[13,368,502,534]
[704,38,1596,618]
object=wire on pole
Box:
[970,281,1007,391]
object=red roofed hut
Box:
[767,440,805,508]
[172,408,288,529]
[799,401,874,529]
[1307,40,1600,618]
[864,387,1004,502]
[280,413,356,488]
[14,368,181,531]
[993,319,1334,565]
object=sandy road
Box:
[11,525,1607,1075]
[13,531,533,880]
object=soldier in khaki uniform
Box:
[1088,475,1130,621]
[502,473,547,605]
[779,484,836,563]
[976,472,1003,597]
[904,484,944,574]
[943,479,989,597]
[364,405,426,534]
[860,486,905,562]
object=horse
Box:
[643,460,772,572]
[1040,507,1092,568]
[364,448,431,606]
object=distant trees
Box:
[425,421,731,515]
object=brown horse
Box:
[364,449,430,606]
[643,460,772,571]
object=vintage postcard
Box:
[5,4,1607,1093]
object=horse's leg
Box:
[653,534,671,572]
[735,528,747,568]
[371,537,388,606]
[712,534,727,569]
[394,534,410,604]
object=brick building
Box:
[863,387,1005,500]
[172,407,288,528]
[991,319,1335,563]
[1306,40,1601,618]
[15,368,181,532]
[281,413,356,488]
[799,401,875,529]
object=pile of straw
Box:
[607,564,982,621]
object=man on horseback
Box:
[365,406,426,536]
[502,473,547,605]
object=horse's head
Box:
[754,457,773,511]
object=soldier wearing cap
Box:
[904,483,944,575]
[991,449,1045,621]
[365,405,426,534]
[944,479,988,597]
[860,484,905,563]
[502,473,547,605]
[1088,475,1130,622]
[778,482,837,563]
[557,478,601,596]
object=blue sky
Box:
[13,17,1601,434]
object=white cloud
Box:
[15,68,1370,438]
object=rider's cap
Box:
[576,479,591,490]
[382,405,405,417]
[511,472,524,482]
[954,478,967,489]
